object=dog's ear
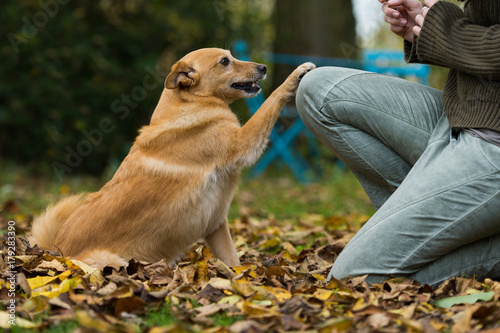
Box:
[165,61,199,89]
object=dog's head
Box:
[165,48,267,103]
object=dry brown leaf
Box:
[367,312,391,330]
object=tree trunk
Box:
[272,0,357,88]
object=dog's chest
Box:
[195,167,238,227]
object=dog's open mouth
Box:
[230,81,261,94]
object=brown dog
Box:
[28,48,315,269]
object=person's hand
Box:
[413,0,438,36]
[378,0,423,42]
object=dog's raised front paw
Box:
[296,62,316,80]
[281,62,316,98]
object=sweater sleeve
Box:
[403,39,420,63]
[415,1,500,80]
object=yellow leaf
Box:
[389,303,417,320]
[69,259,105,286]
[260,286,292,302]
[352,297,369,312]
[312,273,326,281]
[232,266,250,275]
[283,251,297,261]
[194,261,209,285]
[417,302,434,314]
[237,300,279,318]
[31,277,81,298]
[27,270,72,290]
[149,325,190,333]
[259,237,281,249]
[430,319,447,331]
[400,318,424,332]
[231,281,255,297]
[313,288,334,301]
[319,317,352,332]
[75,310,113,332]
[325,278,340,289]
[27,275,59,290]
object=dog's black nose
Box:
[257,64,267,74]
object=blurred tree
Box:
[0,0,272,179]
[271,0,357,87]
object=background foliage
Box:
[1,0,275,177]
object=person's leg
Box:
[328,115,500,286]
[296,67,443,209]
[410,232,500,287]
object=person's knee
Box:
[296,67,330,121]
[297,67,369,126]
[328,238,394,281]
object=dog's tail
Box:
[28,194,85,251]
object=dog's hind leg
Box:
[205,219,240,267]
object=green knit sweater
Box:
[404,0,500,131]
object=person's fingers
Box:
[381,2,399,16]
[385,15,407,27]
[387,0,405,6]
[382,2,408,27]
[413,25,422,36]
[415,13,425,26]
[421,6,429,18]
[390,24,406,34]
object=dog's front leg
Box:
[230,63,316,166]
[205,219,241,267]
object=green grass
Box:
[143,303,177,328]
[230,166,374,221]
[0,161,374,228]
[44,321,80,333]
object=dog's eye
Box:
[219,57,230,66]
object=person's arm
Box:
[413,1,500,79]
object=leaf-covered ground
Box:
[2,211,500,332]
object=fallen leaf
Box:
[34,259,66,272]
[433,291,494,308]
[27,270,72,290]
[367,312,391,330]
[237,300,279,318]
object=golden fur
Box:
[28,48,315,269]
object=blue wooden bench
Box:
[233,40,430,183]
[362,49,430,85]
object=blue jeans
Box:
[296,67,500,287]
